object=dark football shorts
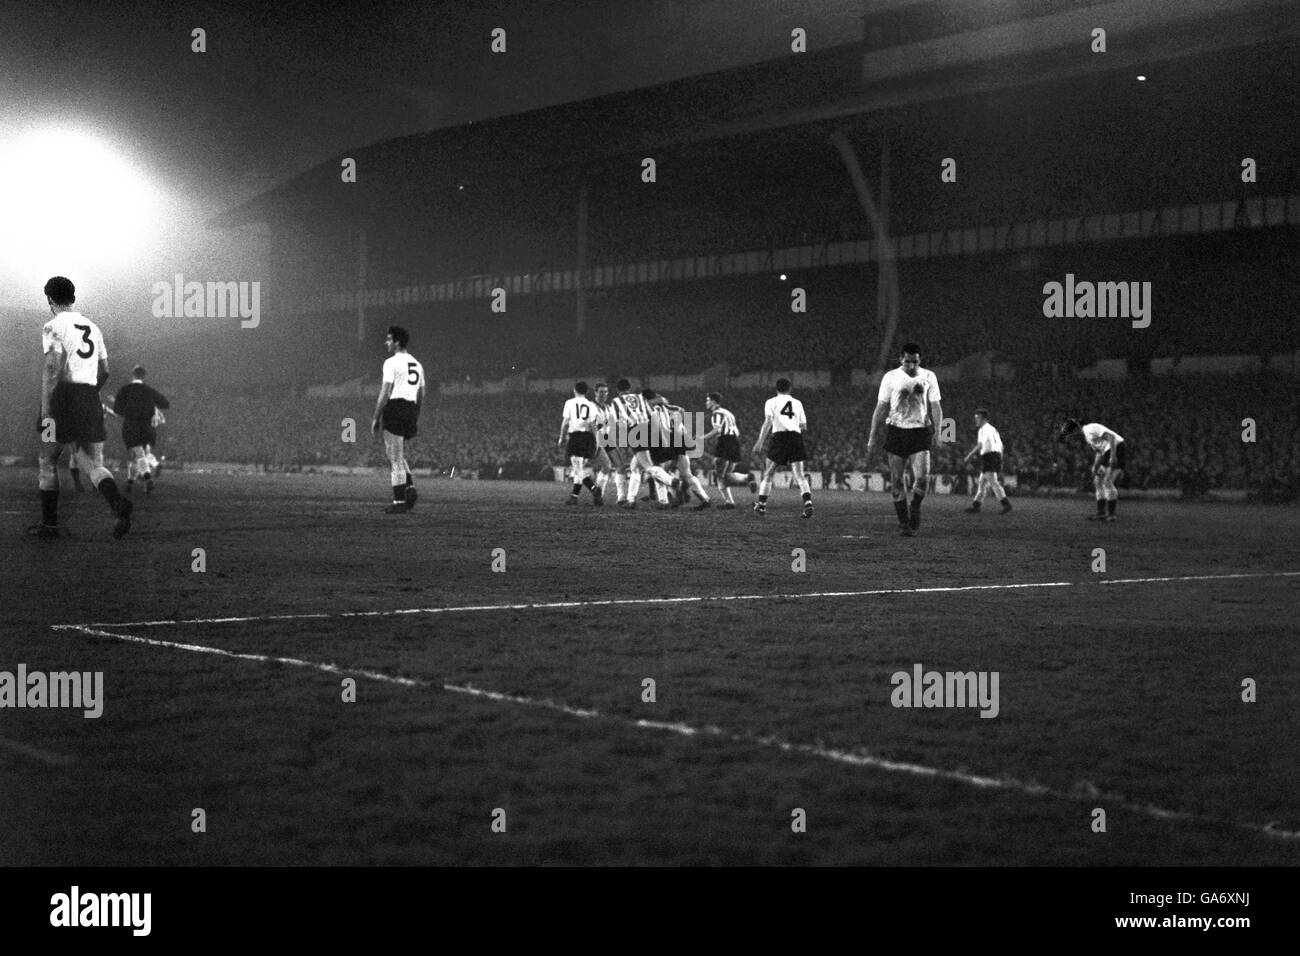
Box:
[123,419,156,449]
[715,435,742,462]
[979,451,1003,473]
[767,431,807,466]
[1100,441,1127,471]
[885,424,931,458]
[648,442,676,465]
[382,399,419,439]
[50,382,106,445]
[566,431,597,459]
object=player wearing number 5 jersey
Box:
[31,276,132,539]
[752,378,813,518]
[866,343,943,537]
[372,326,425,513]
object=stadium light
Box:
[0,126,161,288]
[1137,75,1147,81]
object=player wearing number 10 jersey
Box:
[372,326,425,513]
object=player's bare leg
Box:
[966,473,986,512]
[791,460,813,518]
[384,432,412,513]
[754,459,778,515]
[906,451,930,532]
[1089,470,1107,520]
[987,470,1011,513]
[568,456,598,504]
[73,441,132,537]
[887,452,911,534]
[715,458,747,508]
[675,457,711,509]
[1102,467,1121,521]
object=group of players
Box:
[29,296,1128,539]
[369,327,1130,532]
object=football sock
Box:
[40,489,58,526]
[571,482,582,496]
[1107,498,1116,516]
[910,493,924,529]
[801,491,812,504]
[97,477,123,508]
[405,472,413,488]
[687,474,709,502]
[614,472,628,501]
[1096,498,1106,517]
[627,472,642,501]
[582,476,595,492]
[893,499,909,524]
[392,483,406,503]
[758,494,769,505]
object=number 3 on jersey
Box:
[73,323,94,359]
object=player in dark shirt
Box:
[113,366,170,493]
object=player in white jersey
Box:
[963,409,1012,514]
[1058,418,1127,521]
[752,378,813,518]
[702,393,756,509]
[557,381,603,505]
[31,276,132,538]
[371,326,425,513]
[865,343,944,536]
[609,378,674,508]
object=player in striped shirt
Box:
[643,390,711,509]
[590,382,616,501]
[610,378,674,508]
[1058,419,1127,521]
[963,409,1011,514]
[702,393,756,509]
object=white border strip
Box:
[57,622,1300,841]
[56,570,1300,630]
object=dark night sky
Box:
[0,0,865,310]
[1,0,865,208]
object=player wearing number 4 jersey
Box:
[558,382,603,505]
[752,378,813,518]
[30,276,132,539]
[372,326,425,513]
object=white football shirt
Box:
[976,422,1004,454]
[878,367,941,428]
[42,311,107,386]
[1082,423,1124,452]
[764,394,806,433]
[563,395,598,432]
[382,352,425,402]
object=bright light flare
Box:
[0,127,161,288]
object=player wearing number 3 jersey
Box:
[372,326,425,513]
[31,276,132,539]
[751,378,813,518]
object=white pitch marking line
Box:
[0,736,77,767]
[57,624,1300,841]
[58,570,1300,630]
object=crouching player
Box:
[1058,418,1126,521]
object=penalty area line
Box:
[52,623,1300,842]
[58,569,1300,630]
